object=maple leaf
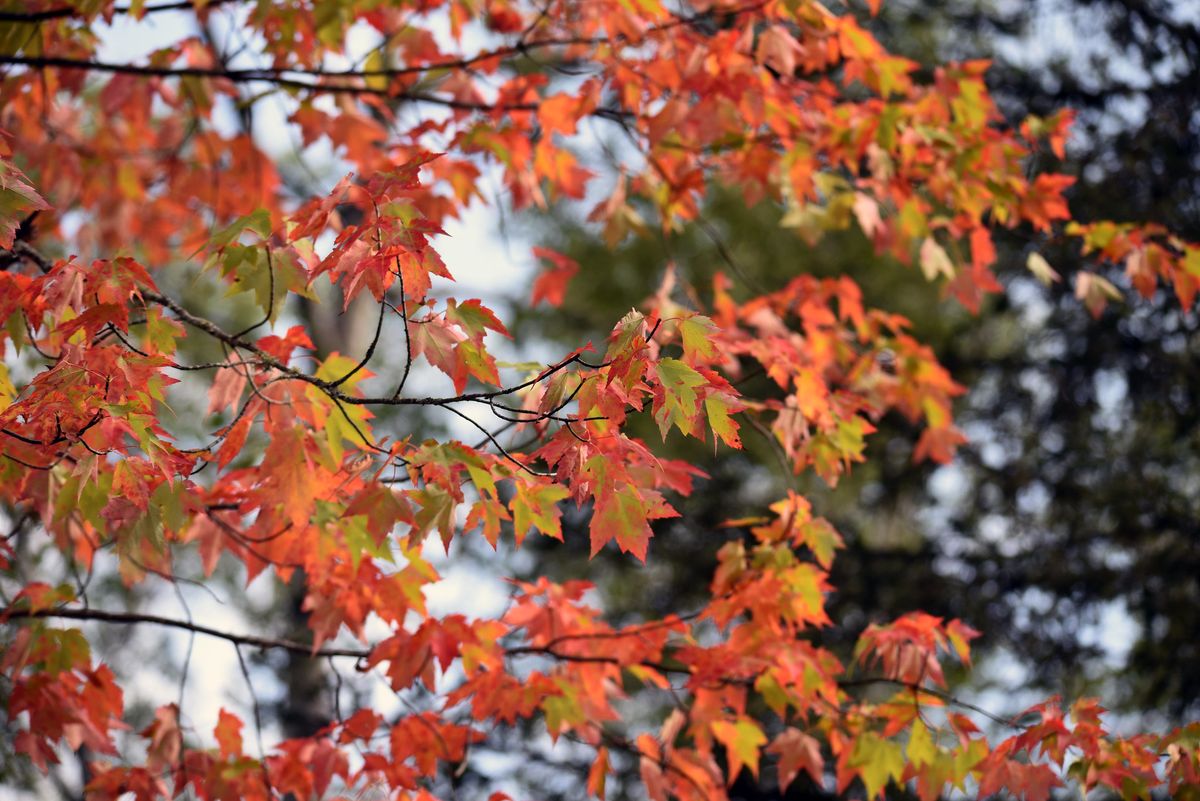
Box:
[510,480,570,547]
[531,246,580,307]
[308,352,375,464]
[446,298,512,340]
[538,92,590,138]
[214,709,244,759]
[797,517,844,570]
[1027,251,1061,285]
[712,718,767,782]
[141,704,182,772]
[919,238,956,282]
[260,426,318,528]
[849,732,905,800]
[587,746,609,798]
[590,482,654,560]
[1075,271,1123,318]
[906,719,937,767]
[411,313,466,380]
[653,358,706,438]
[338,709,383,743]
[676,315,717,362]
[206,366,246,417]
[768,728,824,791]
[978,753,1063,801]
[0,159,51,250]
[704,393,742,448]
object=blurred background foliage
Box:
[488,5,1200,796]
[505,0,1200,759]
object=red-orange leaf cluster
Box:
[2,1,1199,800]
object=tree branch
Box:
[0,0,239,23]
[840,676,1028,729]
[0,0,771,123]
[1,606,369,659]
[2,607,1032,729]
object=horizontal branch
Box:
[505,644,685,676]
[0,53,635,117]
[1,607,683,671]
[0,0,769,111]
[0,0,239,23]
[2,606,370,659]
[2,607,1027,727]
[840,676,1027,728]
[144,290,593,408]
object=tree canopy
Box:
[1,1,1199,800]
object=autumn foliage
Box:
[1,0,1199,799]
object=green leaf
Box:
[782,562,828,624]
[218,246,307,321]
[511,481,570,547]
[799,518,843,570]
[446,298,511,339]
[338,511,392,572]
[543,680,584,740]
[754,671,792,716]
[604,309,646,362]
[39,628,92,674]
[457,339,500,388]
[206,208,271,252]
[143,308,183,355]
[412,485,458,551]
[655,357,705,438]
[309,354,374,464]
[677,315,716,362]
[152,480,186,536]
[704,394,742,448]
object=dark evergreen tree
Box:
[508,0,1200,740]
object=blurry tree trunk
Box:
[273,283,375,739]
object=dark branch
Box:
[2,606,369,659]
[0,0,239,23]
[1,607,1028,727]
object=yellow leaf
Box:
[363,49,389,92]
[677,315,716,362]
[511,481,570,547]
[1026,251,1061,285]
[0,362,15,411]
[850,732,905,799]
[712,718,767,781]
[705,394,742,448]
[919,238,955,282]
[907,719,937,767]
